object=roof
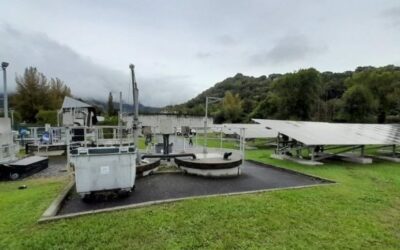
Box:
[61,97,92,109]
[253,119,400,146]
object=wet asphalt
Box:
[59,161,328,215]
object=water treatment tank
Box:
[70,146,136,197]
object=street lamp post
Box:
[203,96,222,154]
[1,62,9,118]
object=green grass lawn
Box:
[138,137,146,149]
[195,136,273,150]
[1,149,400,249]
[195,134,239,150]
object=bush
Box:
[99,116,119,126]
[35,110,58,126]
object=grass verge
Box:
[0,149,399,249]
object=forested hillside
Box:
[165,65,400,124]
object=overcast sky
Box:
[0,0,399,107]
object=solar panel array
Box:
[253,119,400,146]
[218,123,277,139]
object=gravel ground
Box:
[29,156,68,179]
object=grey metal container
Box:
[70,146,136,196]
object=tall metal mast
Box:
[129,64,140,162]
[2,62,9,118]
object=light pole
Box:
[2,62,9,118]
[203,96,222,154]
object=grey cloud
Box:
[382,7,400,27]
[249,34,326,65]
[195,52,212,59]
[138,75,193,106]
[216,35,237,46]
[0,24,194,107]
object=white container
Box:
[70,146,136,196]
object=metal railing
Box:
[19,125,135,148]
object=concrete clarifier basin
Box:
[175,153,243,177]
[136,158,162,177]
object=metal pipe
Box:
[241,128,246,164]
[220,127,223,152]
[314,145,363,161]
[141,153,196,160]
[2,62,9,118]
[66,127,71,173]
[203,97,209,154]
[129,64,140,163]
[119,91,123,146]
[10,110,14,128]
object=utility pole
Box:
[2,62,9,118]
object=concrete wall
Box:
[124,115,213,134]
[0,118,17,163]
[62,108,89,126]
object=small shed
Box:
[59,97,97,127]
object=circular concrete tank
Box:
[136,158,161,177]
[175,153,242,177]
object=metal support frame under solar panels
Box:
[274,133,372,165]
[254,119,400,165]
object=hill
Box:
[165,65,400,124]
[165,73,275,122]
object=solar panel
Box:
[253,119,400,145]
[219,123,277,139]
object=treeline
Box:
[166,65,400,123]
[9,67,71,125]
[7,67,159,126]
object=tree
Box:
[14,67,51,122]
[325,98,343,122]
[222,91,242,123]
[386,81,400,121]
[35,110,58,125]
[48,78,71,109]
[107,92,115,116]
[13,67,72,123]
[253,68,321,120]
[250,93,279,119]
[345,67,400,123]
[167,65,400,123]
[341,85,376,122]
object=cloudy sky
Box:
[0,0,399,107]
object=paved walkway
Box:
[58,161,328,215]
